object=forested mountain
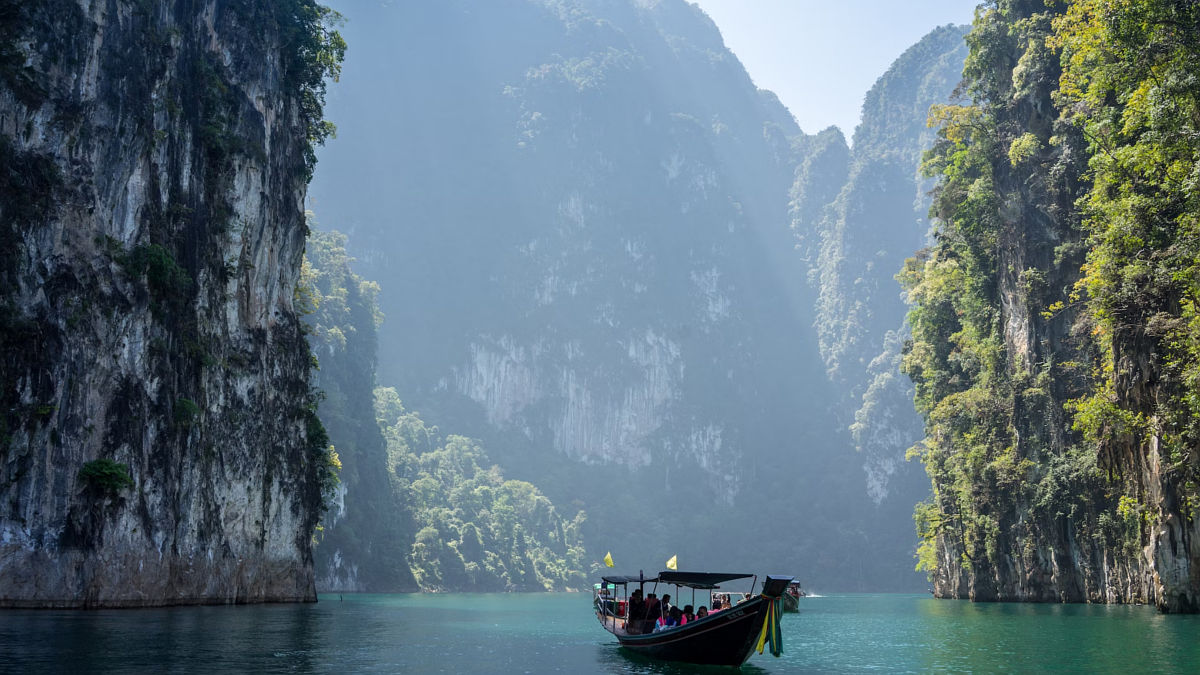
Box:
[308,0,969,591]
[304,228,590,591]
[906,0,1200,612]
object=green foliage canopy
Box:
[78,459,134,495]
[903,0,1200,597]
[1054,0,1200,480]
[375,387,590,591]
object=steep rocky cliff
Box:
[315,0,816,488]
[791,25,968,506]
[310,0,844,586]
[307,0,971,589]
[905,0,1120,605]
[905,0,1200,612]
[0,0,341,607]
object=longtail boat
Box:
[782,580,805,613]
[593,570,789,667]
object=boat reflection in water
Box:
[593,570,789,667]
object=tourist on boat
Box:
[655,609,673,630]
[626,589,646,634]
[683,605,695,623]
[697,606,708,619]
[628,589,645,620]
[661,593,672,615]
[644,593,662,632]
[711,597,723,613]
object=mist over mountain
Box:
[308,0,968,591]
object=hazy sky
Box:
[689,0,979,136]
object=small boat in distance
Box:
[782,580,805,613]
[593,570,790,667]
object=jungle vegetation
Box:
[903,0,1200,606]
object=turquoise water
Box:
[1,593,1197,673]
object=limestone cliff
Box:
[905,0,1143,607]
[790,25,968,506]
[0,0,340,607]
[309,0,906,588]
[906,0,1200,613]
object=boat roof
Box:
[600,571,755,588]
[657,571,754,589]
[601,574,659,585]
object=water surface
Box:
[1,593,1196,673]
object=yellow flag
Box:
[666,554,677,570]
[604,551,614,568]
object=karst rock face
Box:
[0,1,325,607]
[308,0,967,588]
[904,1,1200,614]
[790,24,969,507]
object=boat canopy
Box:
[601,574,659,585]
[656,571,754,589]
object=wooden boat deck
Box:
[596,611,630,635]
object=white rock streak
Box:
[455,329,738,473]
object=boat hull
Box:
[611,596,770,667]
[782,592,800,613]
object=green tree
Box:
[374,387,590,591]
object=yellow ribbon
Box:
[755,595,783,657]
